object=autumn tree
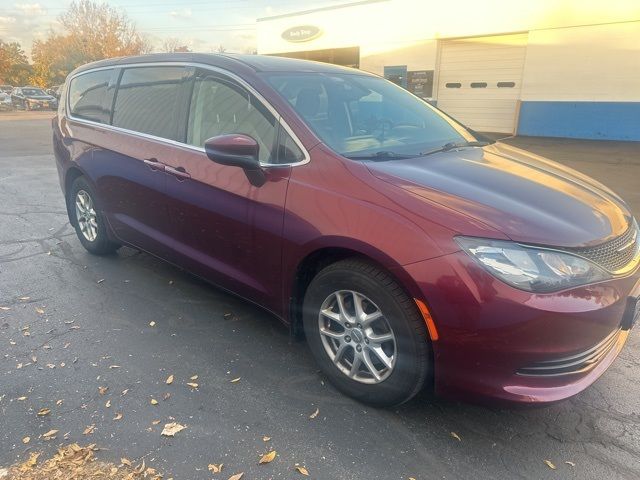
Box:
[30,0,151,86]
[0,40,31,85]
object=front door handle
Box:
[166,165,191,180]
[143,158,165,171]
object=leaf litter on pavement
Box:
[0,444,163,479]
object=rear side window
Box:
[68,69,113,123]
[186,72,277,164]
[112,66,185,140]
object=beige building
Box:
[257,0,640,140]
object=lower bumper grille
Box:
[516,328,622,377]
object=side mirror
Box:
[204,134,266,187]
[204,134,261,170]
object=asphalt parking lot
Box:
[1,111,640,479]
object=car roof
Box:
[70,53,373,77]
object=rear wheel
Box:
[303,259,432,406]
[69,176,120,255]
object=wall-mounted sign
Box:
[407,70,434,98]
[281,25,322,43]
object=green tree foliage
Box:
[30,0,150,86]
[0,40,31,86]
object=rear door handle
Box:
[165,165,191,180]
[143,158,165,171]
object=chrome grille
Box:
[567,219,639,273]
[517,328,622,377]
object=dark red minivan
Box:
[53,53,640,406]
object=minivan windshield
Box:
[266,72,475,159]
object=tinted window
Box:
[267,73,469,158]
[187,72,277,164]
[69,69,113,123]
[113,66,185,140]
[23,88,46,96]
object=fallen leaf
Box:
[263,436,271,442]
[309,408,319,419]
[121,458,132,467]
[150,398,158,405]
[114,412,123,421]
[109,365,121,369]
[295,466,309,476]
[187,382,199,389]
[98,386,108,395]
[17,396,27,401]
[544,460,556,470]
[450,431,462,441]
[105,400,111,408]
[259,450,277,464]
[22,437,30,444]
[230,377,241,383]
[161,422,186,437]
[83,424,95,435]
[190,375,198,380]
[166,375,174,385]
[121,389,129,396]
[22,452,40,469]
[97,279,105,284]
[0,306,10,311]
[19,296,30,301]
[42,429,58,439]
[152,420,161,425]
[227,473,243,480]
[565,461,576,467]
[208,463,224,473]
[134,460,145,474]
[35,307,45,314]
[149,321,156,327]
[37,408,51,416]
[56,399,63,405]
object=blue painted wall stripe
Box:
[517,101,640,141]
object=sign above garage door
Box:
[436,33,528,134]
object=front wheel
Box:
[303,259,432,407]
[69,176,120,255]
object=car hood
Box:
[366,142,633,248]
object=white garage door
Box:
[436,33,528,134]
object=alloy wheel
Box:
[318,290,397,384]
[75,189,98,242]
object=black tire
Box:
[69,176,120,255]
[303,259,432,407]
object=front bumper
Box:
[405,251,640,404]
[27,100,57,110]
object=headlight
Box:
[455,236,610,293]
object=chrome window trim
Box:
[65,61,310,167]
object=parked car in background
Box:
[0,91,12,110]
[53,53,640,407]
[11,86,58,110]
[0,85,13,94]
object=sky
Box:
[0,0,348,57]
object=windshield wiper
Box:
[344,151,419,161]
[419,140,491,157]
